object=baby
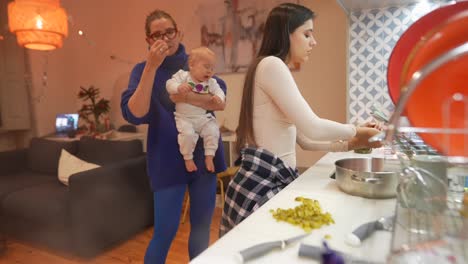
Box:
[166,47,225,172]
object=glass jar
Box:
[397,165,448,213]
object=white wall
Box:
[295,0,349,166]
[25,0,348,167]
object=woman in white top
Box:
[220,3,381,235]
[237,3,381,168]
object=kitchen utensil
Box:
[376,42,468,165]
[395,134,438,156]
[368,109,424,157]
[370,106,389,124]
[369,131,386,144]
[357,106,387,155]
[401,12,468,157]
[412,155,448,184]
[238,233,308,262]
[397,165,447,213]
[298,243,384,264]
[345,215,394,247]
[387,1,468,104]
[334,158,399,199]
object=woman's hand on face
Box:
[348,127,383,150]
[146,40,170,69]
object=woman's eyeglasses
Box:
[149,28,177,41]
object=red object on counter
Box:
[401,11,468,157]
[387,1,468,105]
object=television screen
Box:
[56,114,79,133]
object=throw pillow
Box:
[58,149,100,186]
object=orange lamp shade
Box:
[8,0,68,51]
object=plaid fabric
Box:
[219,147,299,236]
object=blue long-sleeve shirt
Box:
[121,44,227,191]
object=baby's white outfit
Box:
[166,69,226,160]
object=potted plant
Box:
[77,85,111,136]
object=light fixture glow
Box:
[35,15,43,29]
[8,0,69,51]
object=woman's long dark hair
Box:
[236,3,315,152]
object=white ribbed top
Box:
[252,56,356,168]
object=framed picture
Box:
[195,0,300,74]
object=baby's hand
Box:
[177,83,192,94]
[210,95,223,105]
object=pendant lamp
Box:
[8,0,68,51]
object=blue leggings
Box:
[144,173,217,264]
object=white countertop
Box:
[192,150,396,264]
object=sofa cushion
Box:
[28,138,79,175]
[58,149,100,186]
[76,137,143,165]
[1,181,69,229]
[0,171,56,200]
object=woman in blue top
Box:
[120,10,227,264]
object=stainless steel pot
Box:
[334,158,399,199]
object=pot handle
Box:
[351,174,383,184]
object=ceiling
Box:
[336,0,456,12]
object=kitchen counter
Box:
[192,150,397,264]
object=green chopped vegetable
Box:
[270,196,334,233]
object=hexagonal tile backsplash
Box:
[347,1,450,124]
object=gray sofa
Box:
[0,137,153,257]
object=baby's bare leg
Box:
[175,116,199,172]
[199,119,219,173]
[205,155,214,172]
[185,159,198,172]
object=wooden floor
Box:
[0,208,222,264]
